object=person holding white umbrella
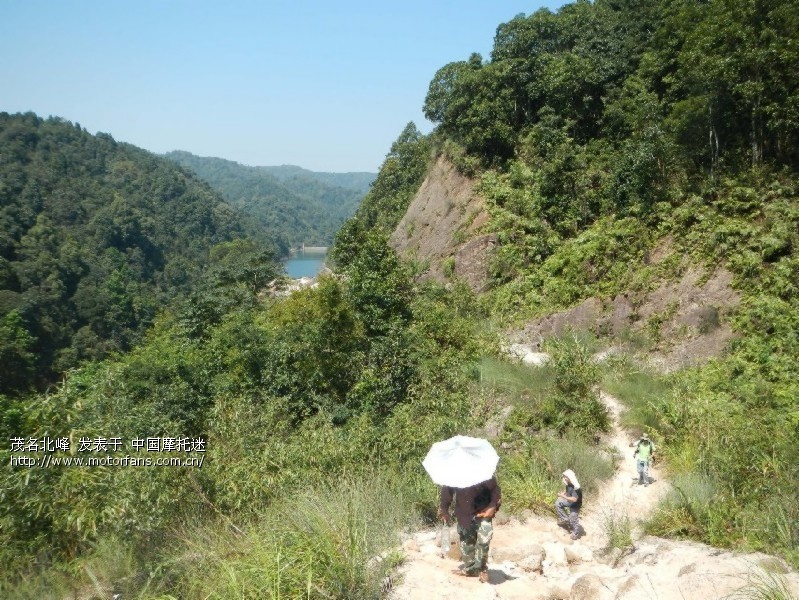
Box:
[423,435,502,583]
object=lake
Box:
[284,251,327,279]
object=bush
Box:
[601,508,633,553]
[544,335,609,435]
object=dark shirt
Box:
[440,477,501,528]
[565,483,583,510]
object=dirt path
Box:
[389,392,799,600]
[578,392,670,541]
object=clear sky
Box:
[1,0,565,173]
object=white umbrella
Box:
[422,435,499,488]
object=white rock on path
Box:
[505,343,551,365]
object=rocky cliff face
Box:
[389,156,495,291]
[390,158,742,372]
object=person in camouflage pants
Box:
[457,517,494,575]
[439,477,501,583]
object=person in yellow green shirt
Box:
[631,433,655,486]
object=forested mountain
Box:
[2,0,799,596]
[165,151,374,248]
[0,113,276,395]
[257,163,374,196]
[333,0,799,575]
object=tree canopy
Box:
[0,113,277,394]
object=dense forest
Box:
[165,151,374,248]
[0,113,280,396]
[2,0,798,597]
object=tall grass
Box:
[499,433,615,514]
[725,569,799,600]
[476,356,555,406]
[164,472,420,599]
[601,356,672,433]
[645,472,720,540]
[600,507,633,553]
[0,535,162,600]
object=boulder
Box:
[492,542,545,565]
[519,551,545,574]
[564,543,594,564]
[543,542,570,578]
[523,352,551,366]
[494,512,512,526]
[570,574,614,600]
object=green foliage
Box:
[0,113,270,395]
[601,508,633,553]
[477,356,555,405]
[330,122,431,270]
[0,310,36,393]
[544,335,609,435]
[428,0,799,174]
[342,230,413,337]
[602,357,673,433]
[0,216,485,592]
[167,474,418,599]
[498,433,614,514]
[727,569,799,600]
[645,472,734,545]
[165,151,374,248]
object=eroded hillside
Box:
[389,156,494,291]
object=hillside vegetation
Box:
[335,0,799,573]
[165,151,374,248]
[2,0,798,597]
[0,113,277,396]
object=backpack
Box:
[473,483,501,512]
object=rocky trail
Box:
[389,392,799,600]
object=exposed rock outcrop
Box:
[389,156,494,291]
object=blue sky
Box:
[2,1,564,172]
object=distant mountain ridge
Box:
[255,164,375,196]
[165,151,375,248]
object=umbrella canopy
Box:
[422,435,499,488]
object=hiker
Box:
[438,476,501,583]
[631,433,656,486]
[555,469,583,540]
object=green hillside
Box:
[2,0,798,596]
[257,163,374,196]
[333,0,799,571]
[0,113,277,395]
[165,151,374,248]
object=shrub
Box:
[601,508,633,553]
[544,335,609,435]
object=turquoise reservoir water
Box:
[284,252,327,278]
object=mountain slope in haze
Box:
[165,151,375,248]
[0,112,271,394]
[257,164,374,197]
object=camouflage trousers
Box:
[457,517,493,575]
